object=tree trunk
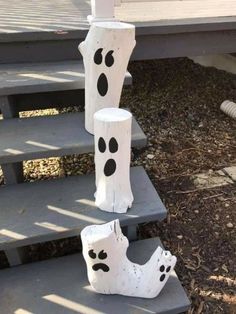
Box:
[94,108,133,213]
[79,21,136,134]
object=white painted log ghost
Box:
[79,21,136,134]
[94,108,133,213]
[81,219,177,298]
[88,0,117,24]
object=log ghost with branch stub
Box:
[81,219,177,298]
[79,21,136,134]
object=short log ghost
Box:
[94,108,133,213]
[79,21,136,134]
[81,219,177,298]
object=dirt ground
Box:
[0,58,236,313]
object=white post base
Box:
[81,220,177,299]
[87,15,118,25]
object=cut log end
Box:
[94,107,132,123]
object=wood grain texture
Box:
[0,167,167,250]
[0,0,235,36]
[116,0,236,22]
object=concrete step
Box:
[0,111,145,164]
[0,237,190,314]
[0,166,167,251]
[0,60,131,97]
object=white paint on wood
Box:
[88,0,117,23]
[79,21,135,134]
[94,108,133,213]
[81,219,177,298]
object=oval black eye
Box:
[94,48,103,65]
[98,137,106,153]
[105,50,114,67]
[98,250,107,260]
[88,250,96,259]
[109,137,118,153]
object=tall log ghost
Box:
[79,21,136,134]
[94,108,133,213]
[81,219,177,298]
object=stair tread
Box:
[0,237,190,314]
[0,111,146,164]
[0,166,167,250]
[0,61,131,96]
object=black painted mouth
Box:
[104,159,116,177]
[97,73,108,97]
[92,263,110,272]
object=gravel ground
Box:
[0,58,236,313]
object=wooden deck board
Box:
[0,0,235,35]
[117,0,236,22]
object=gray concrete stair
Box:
[0,237,190,314]
[0,61,131,97]
[0,166,166,251]
[0,111,146,164]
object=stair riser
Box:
[14,90,85,112]
[0,39,83,64]
[2,30,236,64]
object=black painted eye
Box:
[88,250,96,259]
[166,266,171,273]
[98,250,107,260]
[98,137,106,153]
[159,265,165,272]
[94,48,103,65]
[109,137,118,153]
[105,50,114,67]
